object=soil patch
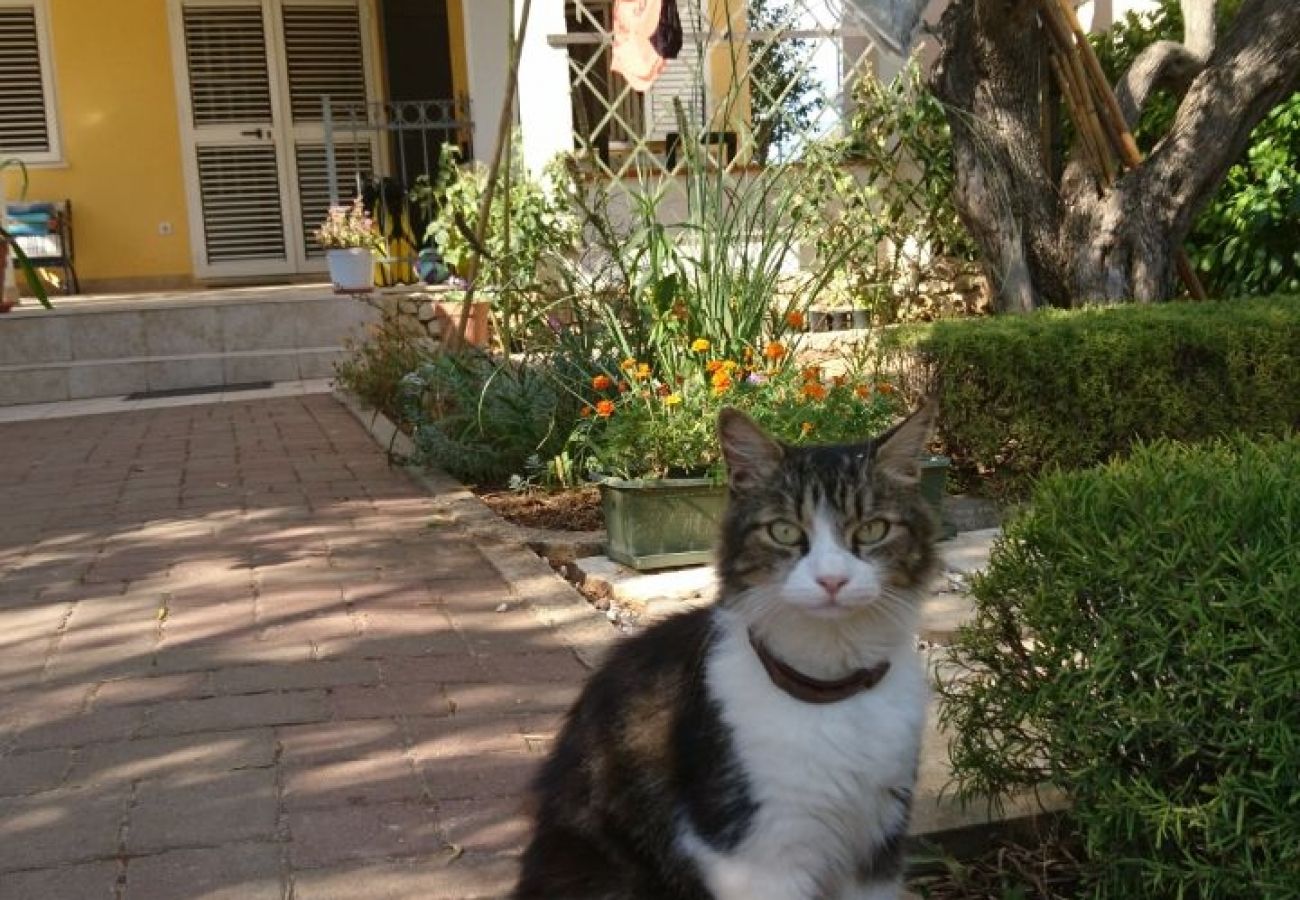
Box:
[475,485,604,531]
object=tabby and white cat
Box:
[515,404,940,900]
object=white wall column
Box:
[463,0,511,164]
[516,0,574,174]
[462,0,573,174]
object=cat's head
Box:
[714,404,940,632]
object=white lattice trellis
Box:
[550,0,892,181]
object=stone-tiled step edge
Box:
[333,389,1068,843]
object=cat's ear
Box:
[872,400,937,484]
[718,407,782,489]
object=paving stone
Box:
[0,748,72,797]
[419,753,538,802]
[68,730,276,786]
[15,705,148,751]
[404,716,531,760]
[92,673,212,708]
[287,802,447,869]
[276,719,405,766]
[441,682,579,719]
[0,860,119,900]
[283,751,426,810]
[0,785,129,871]
[436,796,531,855]
[328,684,452,720]
[212,659,380,694]
[292,854,516,900]
[123,842,282,900]
[128,768,279,852]
[142,690,330,736]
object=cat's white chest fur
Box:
[682,612,927,900]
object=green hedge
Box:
[894,297,1300,498]
[940,435,1300,898]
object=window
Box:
[0,0,61,164]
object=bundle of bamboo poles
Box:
[1036,0,1208,300]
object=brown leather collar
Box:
[748,630,890,704]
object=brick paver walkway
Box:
[0,395,584,899]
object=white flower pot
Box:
[327,248,375,292]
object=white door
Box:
[171,0,379,280]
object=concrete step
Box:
[0,290,378,405]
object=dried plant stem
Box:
[453,0,535,349]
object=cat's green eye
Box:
[855,518,891,545]
[767,520,804,546]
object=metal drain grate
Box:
[125,381,273,401]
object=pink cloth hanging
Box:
[611,0,667,92]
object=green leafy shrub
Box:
[893,296,1300,498]
[940,434,1300,898]
[334,311,433,423]
[399,354,574,486]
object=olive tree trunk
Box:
[932,0,1300,310]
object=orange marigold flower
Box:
[786,310,806,330]
[595,400,616,418]
[634,363,652,380]
[832,374,847,387]
[801,382,828,401]
[691,338,711,352]
[656,383,671,397]
[706,359,725,374]
[722,360,739,372]
[854,384,871,399]
[800,421,814,436]
[619,358,637,372]
[580,405,593,418]
[801,365,822,383]
[876,381,896,395]
[711,370,733,394]
[591,374,613,391]
[763,341,786,361]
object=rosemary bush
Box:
[940,435,1300,898]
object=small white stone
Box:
[495,602,510,613]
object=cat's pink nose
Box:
[816,575,848,599]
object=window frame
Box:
[0,0,63,166]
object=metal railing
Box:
[322,95,474,284]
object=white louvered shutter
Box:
[294,141,373,257]
[646,0,708,140]
[282,3,372,259]
[182,3,287,264]
[282,4,367,123]
[0,3,56,159]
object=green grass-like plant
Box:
[892,296,1300,498]
[939,434,1300,898]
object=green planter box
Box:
[600,477,727,571]
[602,459,953,572]
[920,455,956,540]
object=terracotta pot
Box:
[433,300,491,349]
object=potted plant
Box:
[0,158,52,312]
[315,197,383,293]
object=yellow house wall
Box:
[6,0,194,291]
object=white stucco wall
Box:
[461,0,574,174]
[463,0,511,165]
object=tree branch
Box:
[1114,0,1217,130]
[1143,0,1300,236]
